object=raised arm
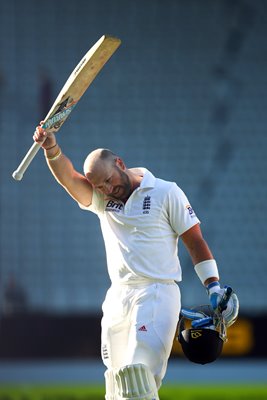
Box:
[33,125,93,207]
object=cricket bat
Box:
[12,34,121,181]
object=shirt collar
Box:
[130,167,156,189]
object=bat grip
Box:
[218,286,233,313]
[12,141,43,181]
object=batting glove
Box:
[180,308,214,329]
[207,282,239,327]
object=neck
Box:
[128,169,143,192]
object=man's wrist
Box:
[194,259,219,285]
[44,143,57,151]
[205,278,219,287]
[206,281,220,293]
[44,143,62,161]
[45,145,62,161]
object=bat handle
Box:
[12,141,43,181]
[218,286,233,313]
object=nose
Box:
[104,182,113,194]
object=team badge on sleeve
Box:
[186,204,196,217]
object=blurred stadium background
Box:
[0,0,266,398]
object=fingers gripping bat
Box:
[12,35,121,181]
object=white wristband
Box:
[194,259,219,285]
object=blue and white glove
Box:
[180,308,214,329]
[207,282,239,327]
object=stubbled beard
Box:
[108,167,132,202]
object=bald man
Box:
[34,125,238,400]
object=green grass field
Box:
[0,384,267,400]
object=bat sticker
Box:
[43,97,77,131]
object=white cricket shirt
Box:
[80,168,200,284]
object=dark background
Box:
[0,0,266,360]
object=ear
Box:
[115,157,126,170]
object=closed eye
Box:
[94,176,112,191]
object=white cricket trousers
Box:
[101,281,181,388]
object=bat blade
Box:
[12,35,121,181]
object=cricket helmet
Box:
[177,305,226,365]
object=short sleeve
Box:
[167,183,200,235]
[79,190,105,215]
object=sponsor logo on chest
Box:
[105,199,124,212]
[105,196,153,215]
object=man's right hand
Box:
[33,122,57,150]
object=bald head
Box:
[83,148,117,175]
[83,148,124,190]
[83,148,140,201]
